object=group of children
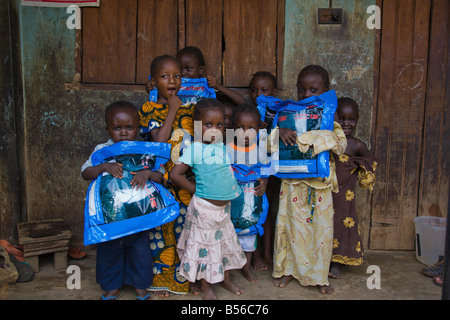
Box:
[81,46,376,300]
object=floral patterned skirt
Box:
[177,195,247,284]
[273,181,334,286]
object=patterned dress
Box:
[273,122,347,286]
[331,153,376,266]
[177,195,247,284]
[139,101,195,294]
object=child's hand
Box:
[259,121,268,129]
[103,163,124,179]
[279,128,297,146]
[130,170,152,190]
[168,94,182,112]
[206,76,219,89]
[145,80,154,94]
[255,178,268,196]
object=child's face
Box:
[297,73,328,101]
[249,76,277,105]
[335,104,358,137]
[179,53,204,78]
[234,112,260,147]
[201,108,225,144]
[223,105,234,130]
[152,59,182,104]
[105,108,139,143]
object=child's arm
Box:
[207,76,246,106]
[81,163,124,181]
[130,170,164,190]
[353,138,373,158]
[169,163,196,194]
[151,93,182,143]
[297,122,347,156]
[255,177,268,196]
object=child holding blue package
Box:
[228,103,270,283]
[272,65,347,294]
[248,71,280,272]
[81,101,163,300]
[139,55,193,296]
[146,46,246,106]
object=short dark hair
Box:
[193,98,224,121]
[104,101,138,125]
[177,46,206,67]
[232,103,261,126]
[337,97,360,119]
[297,65,331,90]
[150,55,180,76]
[249,71,278,89]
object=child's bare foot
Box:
[154,290,170,298]
[252,250,268,271]
[221,271,244,296]
[329,262,340,279]
[263,252,274,270]
[190,281,201,295]
[200,279,217,300]
[241,266,259,283]
[273,275,293,288]
[319,285,335,294]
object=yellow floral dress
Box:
[273,122,347,287]
[139,101,194,294]
[331,152,376,266]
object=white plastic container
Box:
[413,216,447,265]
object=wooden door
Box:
[81,0,284,88]
[370,0,450,250]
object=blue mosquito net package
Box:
[84,141,179,245]
[230,164,270,236]
[256,95,284,133]
[148,77,216,104]
[269,90,338,179]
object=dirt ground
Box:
[6,248,442,301]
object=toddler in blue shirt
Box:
[170,98,246,300]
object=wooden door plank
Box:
[136,0,178,84]
[223,0,278,87]
[185,0,223,81]
[117,0,138,84]
[419,0,450,218]
[82,5,100,83]
[223,0,240,86]
[98,0,119,83]
[370,0,400,249]
[370,0,431,250]
[82,0,137,84]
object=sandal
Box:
[68,247,87,260]
[136,293,151,300]
[101,293,121,300]
[8,254,34,283]
[422,258,444,277]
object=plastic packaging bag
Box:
[84,141,179,245]
[148,77,216,104]
[256,95,284,133]
[266,90,338,179]
[230,164,270,236]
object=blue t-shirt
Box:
[177,142,242,201]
